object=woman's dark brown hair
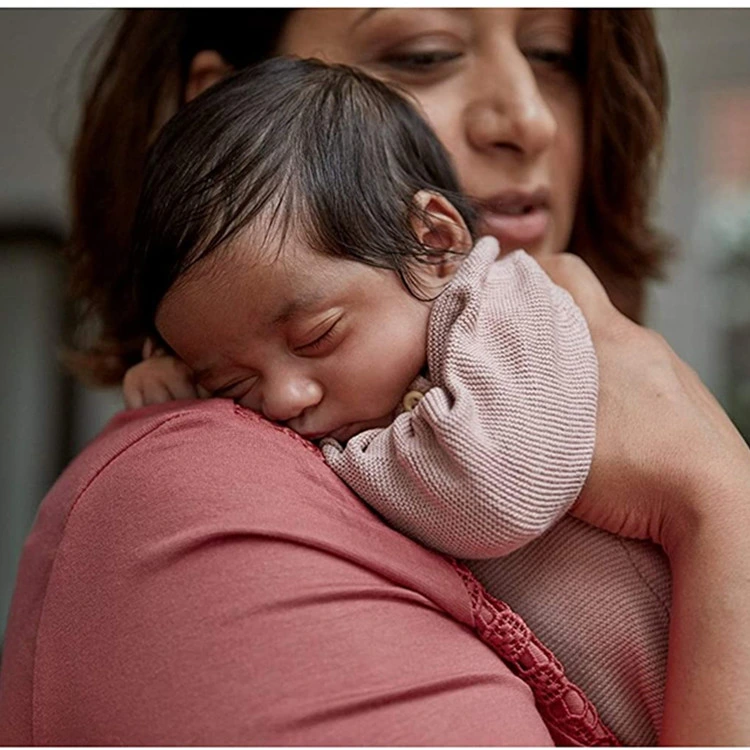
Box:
[67,9,670,385]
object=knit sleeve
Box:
[322,238,598,559]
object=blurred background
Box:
[1,9,750,646]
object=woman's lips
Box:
[476,189,551,252]
[479,207,550,252]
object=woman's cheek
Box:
[547,90,585,255]
[357,68,464,167]
[404,79,458,124]
[422,107,465,173]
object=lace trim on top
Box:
[452,560,621,747]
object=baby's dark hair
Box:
[130,56,477,332]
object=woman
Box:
[68,8,668,385]
[1,9,749,745]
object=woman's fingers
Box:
[535,254,616,331]
[536,253,750,550]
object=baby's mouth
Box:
[327,424,357,443]
[301,413,396,444]
[296,429,330,441]
[296,425,351,443]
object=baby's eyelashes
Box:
[292,315,344,357]
[293,321,340,356]
[211,376,259,401]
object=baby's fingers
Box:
[123,382,145,410]
[165,375,201,401]
[158,357,201,400]
[141,379,177,406]
[123,355,201,409]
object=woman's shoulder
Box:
[39,398,371,536]
[30,399,472,613]
[55,398,343,521]
[60,400,448,562]
[2,400,555,745]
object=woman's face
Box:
[277,8,584,259]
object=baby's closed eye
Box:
[211,375,260,402]
[292,314,344,356]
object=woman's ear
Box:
[185,50,233,103]
[411,190,472,280]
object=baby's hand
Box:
[123,340,207,409]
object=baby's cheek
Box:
[374,342,426,407]
[336,356,393,419]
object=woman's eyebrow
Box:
[350,9,381,31]
[350,7,465,31]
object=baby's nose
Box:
[261,377,323,423]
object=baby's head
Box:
[131,56,476,440]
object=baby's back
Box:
[468,514,670,745]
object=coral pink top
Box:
[0,400,614,745]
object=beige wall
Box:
[650,9,750,408]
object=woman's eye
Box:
[525,47,578,74]
[380,49,463,72]
[295,321,340,355]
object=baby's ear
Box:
[410,190,472,280]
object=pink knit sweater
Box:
[323,238,671,745]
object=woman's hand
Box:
[537,254,750,553]
[538,253,750,745]
[123,339,208,409]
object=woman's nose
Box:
[261,374,323,423]
[465,48,557,159]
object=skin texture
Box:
[156,243,430,443]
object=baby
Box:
[123,57,670,745]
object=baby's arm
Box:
[322,239,599,559]
[123,340,206,409]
